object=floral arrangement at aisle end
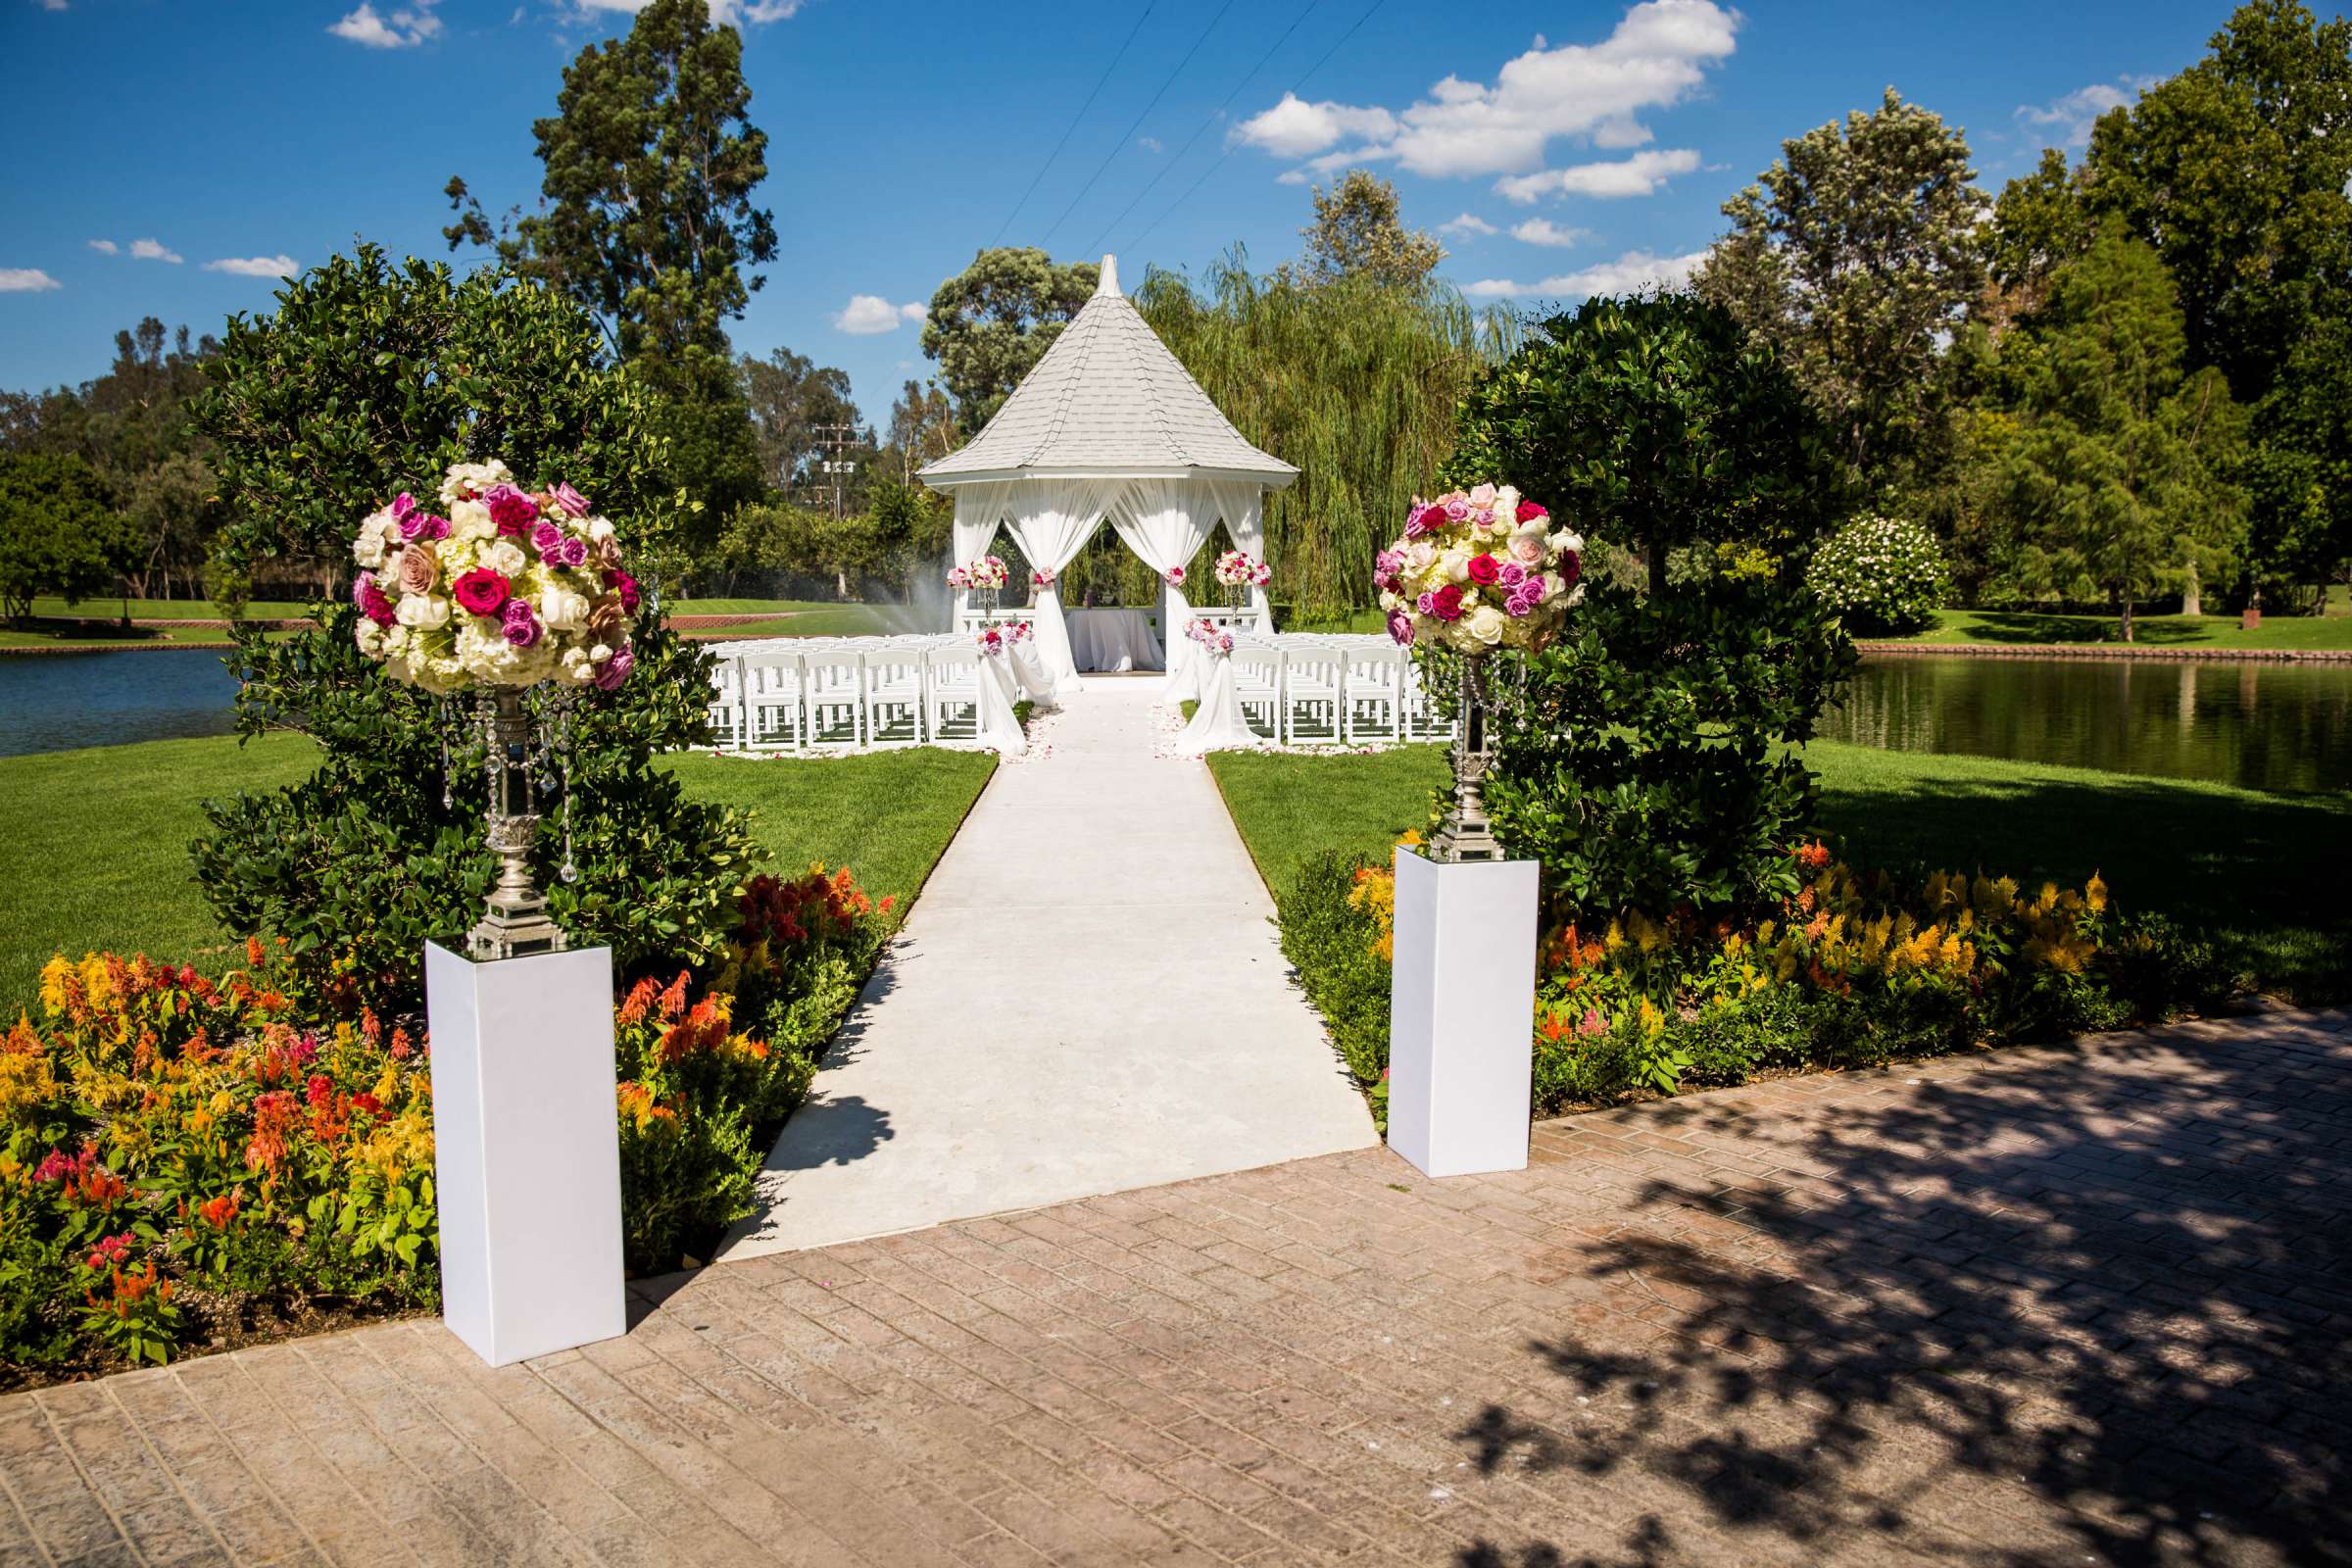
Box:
[1213,550,1272,589]
[350,459,637,693]
[948,556,1008,592]
[975,625,1007,657]
[1005,620,1033,643]
[1031,567,1055,591]
[1185,616,1235,657]
[1374,483,1583,655]
[1164,565,1187,587]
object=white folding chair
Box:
[706,656,748,751]
[860,642,925,748]
[1342,647,1404,744]
[1230,638,1284,740]
[798,641,864,747]
[924,644,983,741]
[740,652,806,751]
[1280,643,1345,746]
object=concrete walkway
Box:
[717,676,1376,1259]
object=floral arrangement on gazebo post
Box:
[1214,549,1270,610]
[351,458,637,959]
[1374,483,1583,862]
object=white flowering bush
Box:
[1806,515,1948,635]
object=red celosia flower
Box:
[196,1193,240,1229]
[85,1233,134,1270]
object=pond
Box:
[0,649,240,759]
[1823,654,2352,795]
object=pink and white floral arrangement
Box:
[975,625,1007,657]
[350,458,636,694]
[946,564,971,590]
[1031,566,1055,591]
[1374,483,1583,655]
[1164,565,1187,588]
[1213,550,1271,588]
[1005,620,1033,643]
[964,556,1008,591]
[1185,616,1235,657]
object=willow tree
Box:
[1135,252,1514,616]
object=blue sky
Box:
[3,0,2240,427]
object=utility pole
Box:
[810,422,859,520]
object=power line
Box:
[992,2,1156,248]
[1043,0,1244,250]
[1126,0,1390,255]
[1083,0,1326,259]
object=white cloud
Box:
[205,255,301,278]
[1439,213,1498,238]
[1139,135,1163,154]
[87,239,119,255]
[1495,147,1699,203]
[1235,0,1737,179]
[2016,78,2152,148]
[832,295,925,335]
[1460,247,1706,299]
[129,237,183,264]
[1232,93,1400,159]
[35,0,68,11]
[1509,218,1591,247]
[328,0,442,47]
[0,269,63,292]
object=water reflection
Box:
[0,650,240,759]
[1824,655,2352,794]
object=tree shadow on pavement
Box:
[1450,1023,2352,1567]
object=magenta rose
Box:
[1496,560,1528,589]
[1431,583,1465,621]
[559,535,590,569]
[1444,497,1471,521]
[451,567,512,617]
[551,482,590,518]
[606,568,640,614]
[398,507,450,543]
[1416,591,1437,615]
[1516,500,1547,523]
[1387,609,1414,646]
[1559,550,1582,589]
[484,484,538,536]
[1505,585,1541,618]
[1405,503,1449,540]
[1466,553,1500,586]
[592,643,634,692]
[529,519,565,559]
[353,576,397,629]
[500,600,542,648]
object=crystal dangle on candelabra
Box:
[1429,656,1505,863]
[464,688,572,961]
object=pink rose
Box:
[354,577,397,628]
[500,600,542,648]
[560,535,590,569]
[395,541,438,596]
[1444,497,1471,521]
[398,507,450,543]
[1468,483,1497,507]
[1510,535,1544,565]
[530,519,565,559]
[1405,504,1449,540]
[552,482,591,518]
[484,484,538,536]
[1416,591,1437,615]
[451,567,511,617]
[1387,609,1415,646]
[593,644,634,692]
[1431,583,1465,621]
[1496,560,1528,589]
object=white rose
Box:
[397,593,452,630]
[353,526,388,569]
[586,517,614,544]
[539,587,590,632]
[485,540,527,577]
[355,620,385,656]
[561,647,594,683]
[1466,606,1506,646]
[450,500,497,542]
[590,642,613,664]
[1439,548,1471,584]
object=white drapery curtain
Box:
[1003,476,1128,694]
[1110,476,1213,696]
[1206,477,1274,632]
[948,482,1011,625]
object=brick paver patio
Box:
[5,1007,2347,1567]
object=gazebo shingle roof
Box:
[918,256,1297,487]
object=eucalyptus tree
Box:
[918,249,1099,434]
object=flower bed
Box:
[1,866,893,1386]
[1275,838,2231,1129]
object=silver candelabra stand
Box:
[446,688,580,961]
[1429,655,1506,863]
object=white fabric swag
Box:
[948,481,1012,622]
[1111,476,1215,698]
[1204,476,1275,632]
[1004,476,1130,694]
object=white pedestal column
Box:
[425,941,627,1366]
[1387,848,1539,1178]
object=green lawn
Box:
[1209,739,2350,1000]
[1890,607,2352,651]
[1,734,993,1019]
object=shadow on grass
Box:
[1451,1024,2352,1566]
[1933,611,2211,646]
[1813,760,2351,999]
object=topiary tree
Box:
[1447,293,1857,921]
[192,246,757,1019]
[1806,514,1949,635]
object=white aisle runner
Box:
[718,676,1376,1257]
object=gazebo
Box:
[919,255,1297,695]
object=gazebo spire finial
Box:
[1097,254,1119,297]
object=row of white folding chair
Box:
[1224,637,1452,746]
[706,638,989,751]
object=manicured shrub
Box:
[1807,514,1949,634]
[1272,852,1396,1089]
